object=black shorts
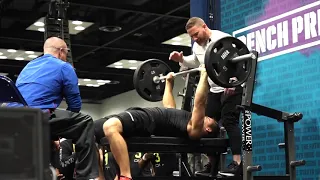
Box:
[94,117,108,144]
[205,86,243,123]
[116,109,155,137]
[94,109,155,140]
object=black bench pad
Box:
[100,136,229,153]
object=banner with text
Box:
[221,0,320,179]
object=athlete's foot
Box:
[219,161,243,177]
[195,162,213,177]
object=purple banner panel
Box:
[233,1,320,61]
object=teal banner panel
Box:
[221,0,320,179]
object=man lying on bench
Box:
[94,67,219,180]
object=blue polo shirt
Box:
[10,54,81,112]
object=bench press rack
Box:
[237,51,305,180]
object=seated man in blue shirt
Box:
[10,37,99,180]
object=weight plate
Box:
[205,37,252,88]
[133,59,172,102]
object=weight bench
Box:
[100,136,229,178]
[100,136,229,153]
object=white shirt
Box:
[180,30,231,93]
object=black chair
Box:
[0,75,28,106]
[0,75,57,179]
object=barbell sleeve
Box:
[230,53,256,63]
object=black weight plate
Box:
[133,59,172,102]
[205,37,252,88]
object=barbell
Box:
[153,67,204,84]
[133,36,257,102]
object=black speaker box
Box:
[0,107,51,180]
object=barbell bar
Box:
[153,67,204,84]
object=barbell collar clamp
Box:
[153,76,161,84]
